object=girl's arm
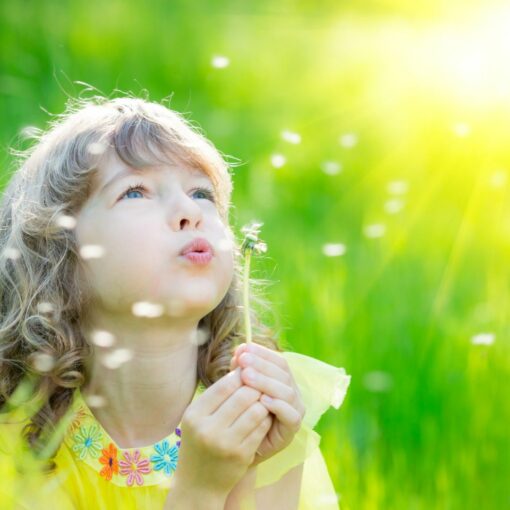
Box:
[224,462,304,510]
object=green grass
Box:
[1,1,509,508]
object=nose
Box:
[168,191,204,231]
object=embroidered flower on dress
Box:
[150,439,179,476]
[72,424,103,460]
[119,449,152,486]
[69,406,88,434]
[99,442,119,481]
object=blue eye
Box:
[118,183,216,203]
[119,183,147,200]
[191,187,216,203]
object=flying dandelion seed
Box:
[387,180,409,195]
[270,154,286,168]
[2,247,21,260]
[30,353,56,373]
[101,348,134,369]
[86,142,108,156]
[384,198,405,214]
[79,244,105,259]
[321,161,342,175]
[91,330,116,348]
[364,224,386,238]
[37,301,55,314]
[211,55,230,68]
[190,327,210,346]
[281,130,301,144]
[132,301,165,318]
[55,214,77,229]
[453,122,471,137]
[489,169,508,188]
[322,243,347,257]
[339,133,358,148]
[471,333,495,345]
[85,394,108,408]
[363,371,393,392]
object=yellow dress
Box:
[0,351,351,509]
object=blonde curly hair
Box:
[0,91,283,472]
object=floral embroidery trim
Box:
[150,439,179,476]
[63,383,205,488]
[119,449,152,486]
[99,442,119,481]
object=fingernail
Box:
[261,395,272,404]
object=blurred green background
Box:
[1,1,509,508]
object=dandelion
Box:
[240,221,267,344]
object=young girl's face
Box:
[74,149,235,322]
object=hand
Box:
[230,343,306,467]
[171,366,273,499]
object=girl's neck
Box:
[80,317,201,449]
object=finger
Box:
[229,400,270,441]
[196,367,243,416]
[210,385,261,428]
[239,343,289,372]
[240,414,273,449]
[260,396,303,433]
[237,352,290,386]
[241,367,295,404]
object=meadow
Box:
[1,1,509,508]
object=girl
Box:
[0,94,351,509]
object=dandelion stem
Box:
[243,249,252,344]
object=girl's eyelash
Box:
[119,182,217,203]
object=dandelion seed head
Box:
[471,332,495,345]
[321,161,342,175]
[363,371,393,392]
[91,330,116,348]
[211,55,230,68]
[364,224,386,238]
[322,243,347,257]
[339,133,358,148]
[384,198,405,214]
[270,154,286,168]
[281,130,301,144]
[79,244,105,259]
[132,301,165,318]
[55,214,77,230]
